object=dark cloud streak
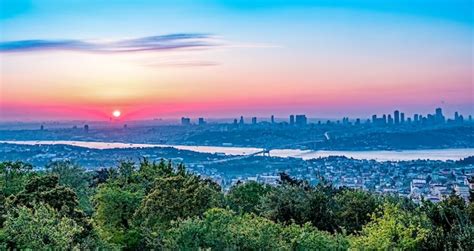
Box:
[0,33,220,53]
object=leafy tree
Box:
[91,168,110,187]
[260,175,339,232]
[136,173,222,233]
[283,223,349,250]
[45,160,93,213]
[226,181,273,214]
[93,184,144,249]
[351,203,431,250]
[92,159,209,249]
[163,208,349,250]
[163,208,285,250]
[333,189,380,233]
[0,161,34,197]
[305,181,338,232]
[422,194,473,250]
[260,184,310,225]
[3,203,83,250]
[6,175,95,243]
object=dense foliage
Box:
[0,159,473,250]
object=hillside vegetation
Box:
[1,160,473,250]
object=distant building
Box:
[181,117,191,126]
[400,112,405,124]
[239,116,244,125]
[233,119,238,125]
[295,115,307,126]
[40,125,44,130]
[388,114,394,125]
[435,108,445,124]
[454,112,464,123]
[84,124,89,132]
[251,117,257,125]
[289,115,295,125]
[271,115,275,124]
[198,117,206,126]
[394,110,400,124]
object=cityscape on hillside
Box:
[1,107,473,204]
[1,0,473,249]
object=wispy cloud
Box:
[144,60,220,68]
[0,33,221,53]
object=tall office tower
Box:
[84,124,89,132]
[414,114,419,123]
[251,117,257,124]
[387,114,393,125]
[435,107,445,123]
[355,118,361,125]
[388,114,394,125]
[400,112,405,124]
[40,124,44,130]
[271,115,275,124]
[233,119,238,125]
[382,114,387,124]
[290,115,295,125]
[407,117,412,123]
[372,115,377,124]
[295,115,307,126]
[454,112,460,121]
[181,117,191,125]
[239,116,244,125]
[394,110,400,124]
[198,117,206,126]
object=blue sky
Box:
[0,0,472,120]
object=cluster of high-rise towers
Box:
[180,108,470,126]
[370,108,468,126]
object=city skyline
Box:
[1,0,473,121]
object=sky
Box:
[0,0,473,121]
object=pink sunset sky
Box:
[1,0,473,121]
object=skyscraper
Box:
[400,112,405,124]
[252,117,257,124]
[388,114,394,125]
[181,117,191,125]
[435,108,445,123]
[394,110,400,124]
[198,117,206,125]
[290,115,295,125]
[271,115,275,124]
[295,115,307,126]
[239,116,244,125]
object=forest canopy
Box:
[0,159,473,250]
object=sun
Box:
[112,110,121,118]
